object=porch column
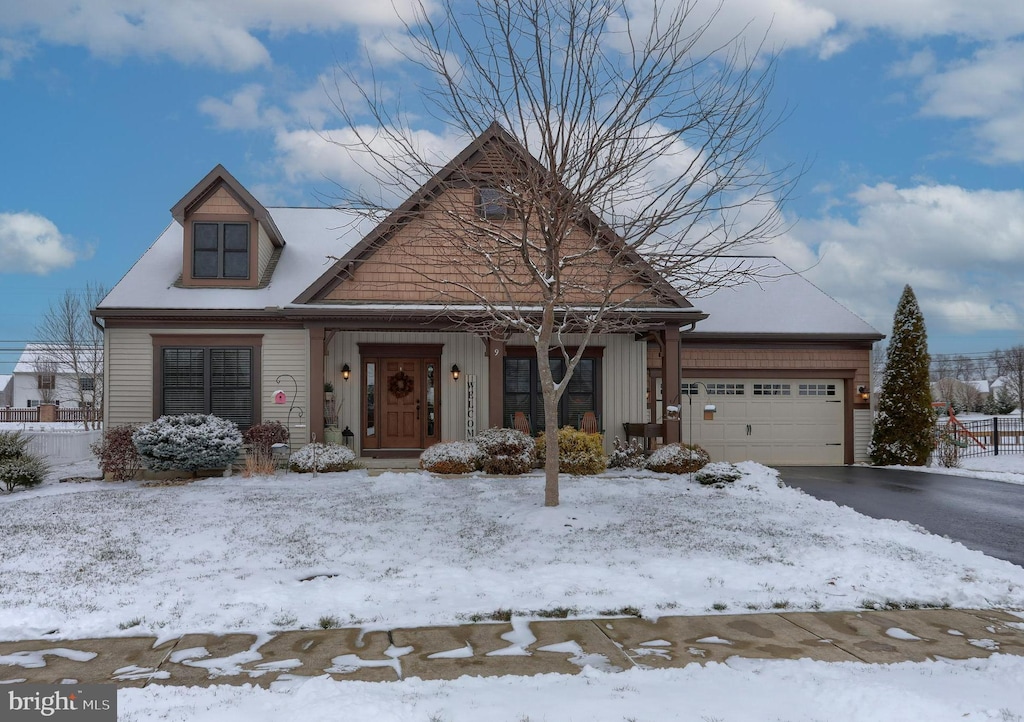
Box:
[486,331,506,429]
[307,323,326,443]
[663,324,681,444]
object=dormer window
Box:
[478,186,512,220]
[193,222,250,279]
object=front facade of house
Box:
[96,127,882,465]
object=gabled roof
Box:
[13,343,103,374]
[171,164,285,248]
[295,122,692,310]
[679,256,883,340]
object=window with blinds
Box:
[161,346,253,429]
[502,357,598,431]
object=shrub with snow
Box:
[694,461,742,486]
[0,430,47,492]
[133,414,243,473]
[289,443,357,473]
[534,426,607,475]
[420,441,482,474]
[91,425,142,481]
[645,442,710,474]
[243,421,289,454]
[608,437,646,469]
[475,427,535,475]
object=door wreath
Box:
[388,370,415,399]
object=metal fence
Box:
[940,417,1024,458]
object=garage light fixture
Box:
[341,363,351,381]
[857,385,869,402]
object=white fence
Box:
[22,429,102,465]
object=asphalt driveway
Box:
[775,466,1024,568]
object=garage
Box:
[677,379,845,466]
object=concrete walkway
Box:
[2,609,1023,688]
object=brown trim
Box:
[150,334,263,424]
[844,378,854,464]
[308,324,326,442]
[357,343,444,358]
[487,332,506,429]
[504,346,605,358]
[684,334,882,345]
[182,216,259,289]
[663,325,681,443]
[171,165,284,247]
[99,314,301,327]
[683,368,857,379]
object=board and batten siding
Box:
[326,332,487,453]
[507,333,647,452]
[104,327,309,443]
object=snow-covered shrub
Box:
[934,433,961,468]
[475,427,535,475]
[645,442,710,474]
[694,461,742,486]
[0,431,29,461]
[91,425,142,481]
[289,443,357,473]
[534,426,607,475]
[133,414,243,473]
[0,455,48,493]
[0,431,47,492]
[608,437,646,469]
[420,441,482,474]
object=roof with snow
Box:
[13,343,103,374]
[679,256,882,339]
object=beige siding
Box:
[326,332,487,454]
[196,186,248,215]
[257,223,274,280]
[104,328,308,442]
[854,408,872,463]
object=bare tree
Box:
[326,0,794,505]
[35,284,106,428]
[31,357,59,405]
[996,345,1024,420]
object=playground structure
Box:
[933,402,987,454]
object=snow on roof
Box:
[0,375,10,389]
[99,207,374,311]
[13,343,102,374]
[681,256,881,337]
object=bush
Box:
[0,431,47,492]
[420,441,482,474]
[243,421,290,454]
[91,425,142,481]
[0,455,48,493]
[133,414,243,473]
[0,430,29,461]
[645,443,710,474]
[608,437,646,469]
[475,427,535,475]
[289,443,357,473]
[534,426,607,475]
[694,461,742,486]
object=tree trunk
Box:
[543,393,560,506]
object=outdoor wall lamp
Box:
[451,364,461,381]
[341,363,351,381]
[857,385,869,402]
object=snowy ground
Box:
[4,458,1024,721]
[897,450,1024,485]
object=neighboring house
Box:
[11,343,102,408]
[95,126,882,465]
[0,374,11,406]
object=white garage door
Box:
[679,379,845,465]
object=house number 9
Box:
[494,348,500,355]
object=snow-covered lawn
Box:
[6,459,1024,721]
[900,451,1024,485]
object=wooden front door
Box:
[381,359,422,448]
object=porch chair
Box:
[579,411,601,435]
[512,411,532,435]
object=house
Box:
[11,343,102,409]
[95,125,882,465]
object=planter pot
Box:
[324,427,342,445]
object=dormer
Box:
[171,165,285,289]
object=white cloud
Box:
[0,0,427,72]
[198,84,287,131]
[0,211,84,274]
[766,183,1024,338]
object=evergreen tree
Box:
[869,285,934,466]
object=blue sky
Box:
[2,0,1023,375]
